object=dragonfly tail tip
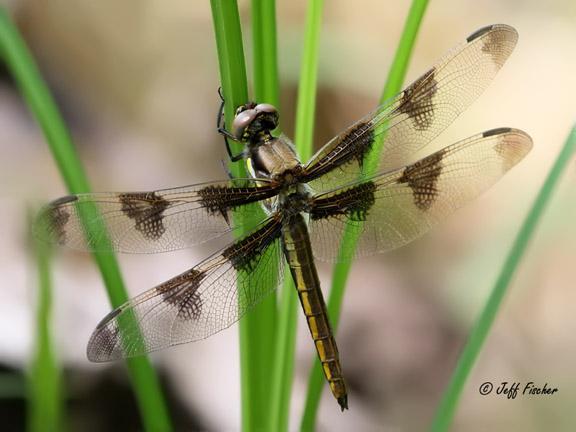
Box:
[338,395,349,411]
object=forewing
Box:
[303,24,518,192]
[35,178,278,253]
[87,216,284,361]
[308,128,532,261]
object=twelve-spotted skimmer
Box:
[36,24,531,410]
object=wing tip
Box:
[86,308,125,363]
[483,127,533,168]
[86,334,112,363]
[86,338,123,363]
[33,197,77,246]
[466,23,518,43]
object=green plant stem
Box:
[0,8,172,432]
[252,0,280,108]
[211,0,249,166]
[28,211,63,432]
[247,0,281,429]
[268,1,323,431]
[210,2,274,432]
[431,125,576,431]
[301,0,428,428]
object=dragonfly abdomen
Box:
[281,214,348,410]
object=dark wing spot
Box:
[156,269,205,321]
[51,195,79,206]
[96,308,122,329]
[197,186,236,226]
[119,192,170,240]
[222,219,282,272]
[303,122,376,183]
[397,68,438,131]
[466,24,494,42]
[398,149,445,211]
[198,184,278,226]
[310,181,376,221]
[483,127,512,137]
[334,121,376,169]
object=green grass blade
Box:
[292,0,323,164]
[211,0,249,162]
[248,0,281,428]
[431,125,576,431]
[210,2,276,431]
[268,1,324,431]
[28,210,64,432]
[0,8,172,432]
[301,0,428,428]
[252,0,280,108]
[379,0,430,104]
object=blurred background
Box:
[1,0,576,431]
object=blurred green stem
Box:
[301,0,428,428]
[28,211,63,432]
[0,7,171,432]
[431,125,576,431]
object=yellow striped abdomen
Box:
[281,213,348,410]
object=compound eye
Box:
[231,109,257,139]
[255,103,278,115]
[235,102,257,116]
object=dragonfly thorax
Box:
[278,185,313,217]
[248,136,303,181]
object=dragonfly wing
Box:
[308,128,532,262]
[303,24,519,192]
[35,178,279,253]
[87,215,284,361]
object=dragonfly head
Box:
[232,102,279,142]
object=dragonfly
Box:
[36,24,531,411]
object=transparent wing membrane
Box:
[309,128,532,261]
[303,24,519,193]
[87,216,284,361]
[35,179,278,253]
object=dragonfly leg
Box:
[216,87,245,162]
